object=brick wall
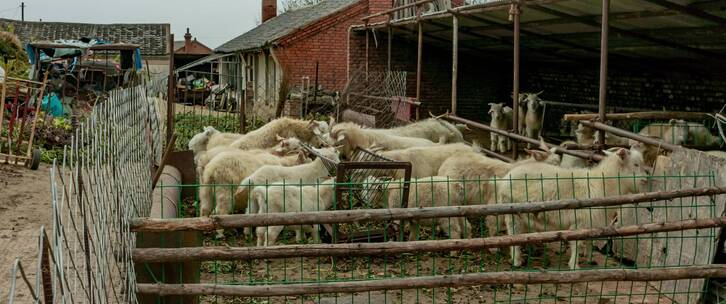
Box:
[523,62,726,112]
[273,0,369,93]
[350,26,726,126]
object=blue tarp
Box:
[41,93,64,117]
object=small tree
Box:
[281,0,323,13]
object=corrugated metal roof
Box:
[215,0,360,53]
[357,0,726,61]
[0,18,170,56]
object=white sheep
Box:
[559,141,589,168]
[378,143,474,178]
[637,119,689,145]
[523,92,544,147]
[188,126,243,155]
[488,103,513,153]
[437,144,560,238]
[706,151,726,158]
[230,117,330,150]
[253,178,336,246]
[199,150,308,218]
[365,176,471,247]
[684,121,721,146]
[497,147,649,269]
[371,114,467,144]
[330,122,437,160]
[236,147,340,215]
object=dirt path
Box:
[0,163,53,301]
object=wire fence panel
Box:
[4,77,167,304]
[141,160,724,304]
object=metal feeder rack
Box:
[0,75,49,170]
[303,144,412,243]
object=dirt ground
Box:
[0,163,53,301]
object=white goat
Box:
[488,103,513,153]
[237,147,340,214]
[365,176,470,246]
[523,92,544,147]
[382,116,466,144]
[199,150,308,217]
[188,126,242,155]
[437,144,560,238]
[378,143,473,178]
[253,178,336,246]
[230,117,330,150]
[330,122,436,160]
[637,119,689,145]
[497,148,649,269]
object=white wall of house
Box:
[240,50,283,120]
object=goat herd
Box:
[187,106,724,270]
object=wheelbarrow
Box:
[0,74,49,170]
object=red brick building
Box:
[215,0,461,118]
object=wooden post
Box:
[365,28,370,81]
[511,1,521,160]
[451,15,458,116]
[580,120,679,151]
[563,111,712,121]
[137,265,726,297]
[130,186,726,232]
[597,0,610,145]
[416,19,423,121]
[133,216,726,262]
[166,33,175,143]
[387,25,392,73]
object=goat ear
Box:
[313,128,322,135]
[336,133,346,143]
[615,148,629,160]
[487,103,494,107]
[297,151,307,163]
[276,134,285,142]
[329,117,336,127]
[538,136,548,151]
[526,149,548,162]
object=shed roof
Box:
[215,0,359,53]
[0,18,170,56]
[355,0,726,64]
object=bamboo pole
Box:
[564,111,713,122]
[451,15,458,115]
[138,265,726,297]
[444,114,604,161]
[579,120,679,151]
[597,0,610,145]
[415,21,423,121]
[130,186,726,233]
[133,217,726,262]
[511,1,521,160]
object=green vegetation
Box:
[173,112,266,151]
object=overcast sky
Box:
[0,0,269,48]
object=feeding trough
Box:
[302,144,412,243]
[0,74,49,170]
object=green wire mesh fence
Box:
[137,168,726,304]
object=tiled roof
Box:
[0,18,170,56]
[215,0,359,53]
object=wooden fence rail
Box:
[133,216,726,262]
[137,265,726,297]
[130,186,726,232]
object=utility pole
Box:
[21,2,25,21]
